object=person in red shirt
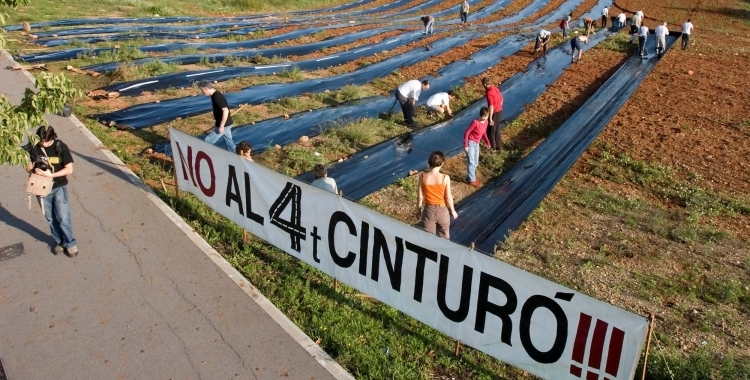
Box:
[482,77,504,151]
[463,106,491,187]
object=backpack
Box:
[24,140,62,215]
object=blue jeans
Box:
[39,186,76,249]
[205,124,237,151]
[466,140,479,182]
[424,20,434,34]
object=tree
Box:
[1,0,84,166]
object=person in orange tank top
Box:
[416,151,458,239]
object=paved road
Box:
[0,50,350,380]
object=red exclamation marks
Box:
[604,327,625,378]
[570,313,592,377]
[586,320,609,380]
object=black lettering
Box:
[225,165,244,214]
[310,226,321,263]
[474,272,517,346]
[405,241,438,302]
[328,211,356,268]
[243,172,264,225]
[269,182,306,252]
[370,228,404,292]
[437,255,473,322]
[358,221,370,276]
[520,295,568,364]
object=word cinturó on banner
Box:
[169,129,648,380]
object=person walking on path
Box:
[199,81,237,152]
[654,21,668,57]
[395,79,429,126]
[311,164,338,194]
[482,77,504,151]
[421,15,435,35]
[681,19,694,50]
[463,107,491,187]
[638,24,649,57]
[425,90,455,118]
[416,151,458,239]
[236,141,254,162]
[559,17,569,38]
[534,29,552,55]
[460,0,470,25]
[571,34,589,63]
[25,126,78,257]
[601,6,609,28]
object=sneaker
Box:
[66,246,79,258]
[470,180,480,187]
[53,244,64,255]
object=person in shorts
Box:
[416,151,458,239]
[571,34,589,63]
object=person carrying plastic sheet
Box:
[311,164,338,194]
[395,79,430,126]
[198,81,237,152]
[534,29,552,55]
[654,22,668,57]
[601,6,609,28]
[681,19,694,50]
[463,107,491,187]
[25,126,79,258]
[559,17,569,38]
[615,13,626,30]
[638,24,649,57]
[425,90,455,118]
[421,15,435,35]
[482,77,504,151]
[570,34,589,63]
[416,151,458,239]
[460,0,470,25]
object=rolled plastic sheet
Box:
[450,33,680,253]
[93,33,474,129]
[295,21,613,200]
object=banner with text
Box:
[170,129,648,380]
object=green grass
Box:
[278,66,304,80]
[109,59,181,81]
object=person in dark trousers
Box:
[463,107,491,187]
[559,18,568,38]
[421,15,435,34]
[198,81,237,152]
[571,34,589,63]
[681,19,694,50]
[416,151,458,239]
[460,0,469,25]
[601,6,609,28]
[482,77,503,150]
[534,29,552,55]
[25,126,78,257]
[638,24,649,57]
[395,79,430,126]
[630,22,639,44]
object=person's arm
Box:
[445,176,457,219]
[486,91,495,125]
[36,162,73,178]
[481,127,491,148]
[446,103,453,116]
[219,107,229,131]
[464,121,476,151]
[416,174,424,217]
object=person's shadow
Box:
[0,202,53,246]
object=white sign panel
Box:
[170,129,648,380]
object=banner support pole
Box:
[455,340,461,357]
[641,312,656,380]
[171,162,180,200]
[334,278,338,292]
[242,229,248,244]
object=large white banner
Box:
[170,129,648,380]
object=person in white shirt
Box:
[638,24,649,57]
[311,164,338,194]
[654,22,668,57]
[681,18,694,50]
[426,91,455,117]
[616,13,627,30]
[533,29,552,55]
[601,6,609,28]
[395,79,430,126]
[631,12,641,28]
[636,10,644,20]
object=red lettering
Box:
[175,142,196,186]
[195,151,215,197]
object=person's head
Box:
[687,18,691,22]
[481,77,492,89]
[663,21,667,26]
[420,15,427,22]
[236,141,252,159]
[479,106,489,120]
[35,126,57,147]
[427,151,445,169]
[421,80,430,90]
[447,90,455,99]
[198,80,214,96]
[313,164,327,179]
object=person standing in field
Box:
[571,34,589,63]
[463,107,491,187]
[534,29,552,55]
[460,0,470,25]
[482,77,503,151]
[416,151,458,239]
[425,90,455,118]
[559,17,569,38]
[654,21,668,57]
[631,12,642,29]
[681,19,694,50]
[421,15,435,35]
[198,81,237,152]
[395,79,430,126]
[638,23,649,57]
[601,6,609,28]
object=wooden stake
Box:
[641,313,656,380]
[160,179,168,194]
[470,242,475,250]
[334,278,338,292]
[455,340,461,357]
[242,229,248,244]
[171,163,180,200]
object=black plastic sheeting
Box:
[151,0,606,155]
[94,33,474,129]
[451,33,680,253]
[86,26,398,75]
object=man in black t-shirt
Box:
[25,126,79,257]
[198,81,237,152]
